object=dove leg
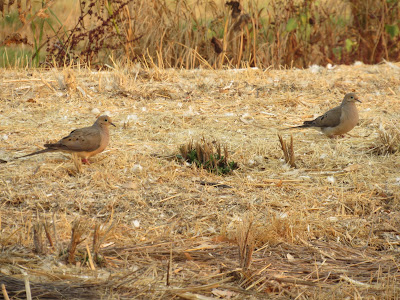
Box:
[329,134,346,139]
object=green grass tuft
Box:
[178,138,238,175]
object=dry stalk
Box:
[92,223,101,263]
[43,221,54,250]
[166,243,173,286]
[98,220,116,246]
[23,272,32,300]
[52,212,59,252]
[33,222,44,254]
[237,214,255,272]
[1,283,10,300]
[92,220,117,265]
[4,0,400,68]
[278,134,296,168]
[86,244,95,270]
[67,219,86,264]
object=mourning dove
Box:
[18,115,115,164]
[289,93,361,137]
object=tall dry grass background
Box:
[1,0,400,68]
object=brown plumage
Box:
[18,115,115,164]
[290,93,362,138]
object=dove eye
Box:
[105,118,108,122]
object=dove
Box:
[18,115,115,164]
[290,93,361,137]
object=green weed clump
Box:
[178,139,238,175]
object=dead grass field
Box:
[1,62,400,299]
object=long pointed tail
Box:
[282,123,313,130]
[16,148,54,159]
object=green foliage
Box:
[286,18,297,32]
[385,24,400,38]
[345,38,355,52]
[0,47,33,68]
[178,139,238,175]
[2,0,400,68]
[332,46,342,61]
[1,12,21,27]
[330,15,347,28]
[0,2,63,67]
[348,0,400,63]
[31,19,45,67]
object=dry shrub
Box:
[46,0,135,67]
[371,125,400,155]
[224,212,312,248]
[348,0,400,64]
[3,0,400,68]
[254,214,310,245]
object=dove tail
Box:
[295,121,315,128]
[283,121,314,130]
[16,148,54,159]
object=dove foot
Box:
[81,158,90,164]
[329,134,346,139]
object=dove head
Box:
[342,93,361,105]
[96,115,116,127]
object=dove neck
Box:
[100,124,109,134]
[341,100,354,107]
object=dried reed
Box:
[2,0,400,68]
[278,134,296,168]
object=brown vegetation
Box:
[1,62,400,298]
[1,0,400,68]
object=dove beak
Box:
[110,122,116,127]
[356,99,362,103]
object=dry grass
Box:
[370,124,400,155]
[1,62,400,298]
[2,0,400,68]
[278,134,296,168]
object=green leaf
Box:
[300,13,307,26]
[48,8,69,40]
[207,28,214,39]
[332,47,342,60]
[385,24,399,39]
[286,18,297,32]
[345,39,354,52]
